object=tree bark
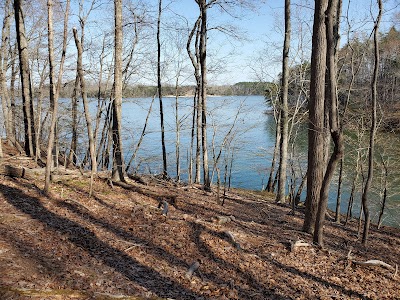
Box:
[157,0,168,178]
[361,0,382,245]
[335,158,344,223]
[266,111,281,193]
[111,0,125,182]
[276,0,291,203]
[187,17,201,184]
[44,0,69,193]
[73,28,97,175]
[0,0,13,142]
[199,0,210,188]
[313,0,343,246]
[303,0,328,234]
[14,0,36,157]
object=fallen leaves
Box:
[0,158,399,299]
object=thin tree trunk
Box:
[125,96,155,173]
[10,44,17,141]
[73,28,97,177]
[157,0,167,178]
[335,158,344,223]
[187,17,201,184]
[277,0,291,204]
[69,75,79,165]
[199,0,209,188]
[377,154,387,228]
[44,0,69,193]
[266,113,281,192]
[111,0,125,182]
[175,77,181,181]
[361,0,382,245]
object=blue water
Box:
[78,95,399,228]
[120,95,275,188]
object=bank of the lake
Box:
[83,95,399,228]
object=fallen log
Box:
[345,249,398,277]
[0,165,40,179]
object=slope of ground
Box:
[0,143,399,299]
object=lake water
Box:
[94,95,399,228]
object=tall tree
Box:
[313,0,343,246]
[0,0,13,144]
[111,0,125,182]
[198,0,210,188]
[157,0,168,178]
[44,0,70,193]
[14,0,36,157]
[186,16,201,184]
[361,0,382,245]
[302,0,328,234]
[276,0,291,203]
[73,28,97,178]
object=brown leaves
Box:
[0,168,399,299]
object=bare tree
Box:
[313,0,343,246]
[302,0,328,234]
[187,16,201,184]
[44,0,70,193]
[157,0,168,178]
[111,0,125,182]
[73,28,97,185]
[276,0,291,204]
[0,0,13,144]
[14,0,36,157]
[361,0,382,245]
[198,0,210,188]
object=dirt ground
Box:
[0,142,399,299]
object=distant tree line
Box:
[56,81,272,98]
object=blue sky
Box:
[70,0,399,85]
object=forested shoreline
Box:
[0,0,400,298]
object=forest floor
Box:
[0,142,399,300]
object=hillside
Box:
[0,141,399,300]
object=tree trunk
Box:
[361,0,382,245]
[157,0,167,178]
[44,0,69,193]
[14,0,36,157]
[266,112,281,192]
[276,0,291,203]
[335,158,344,223]
[111,0,125,182]
[187,17,201,184]
[303,0,328,234]
[199,0,210,188]
[0,0,13,142]
[69,75,79,165]
[313,0,343,246]
[73,28,97,175]
[377,155,387,228]
[175,76,181,181]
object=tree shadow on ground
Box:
[0,183,202,299]
[187,220,288,300]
